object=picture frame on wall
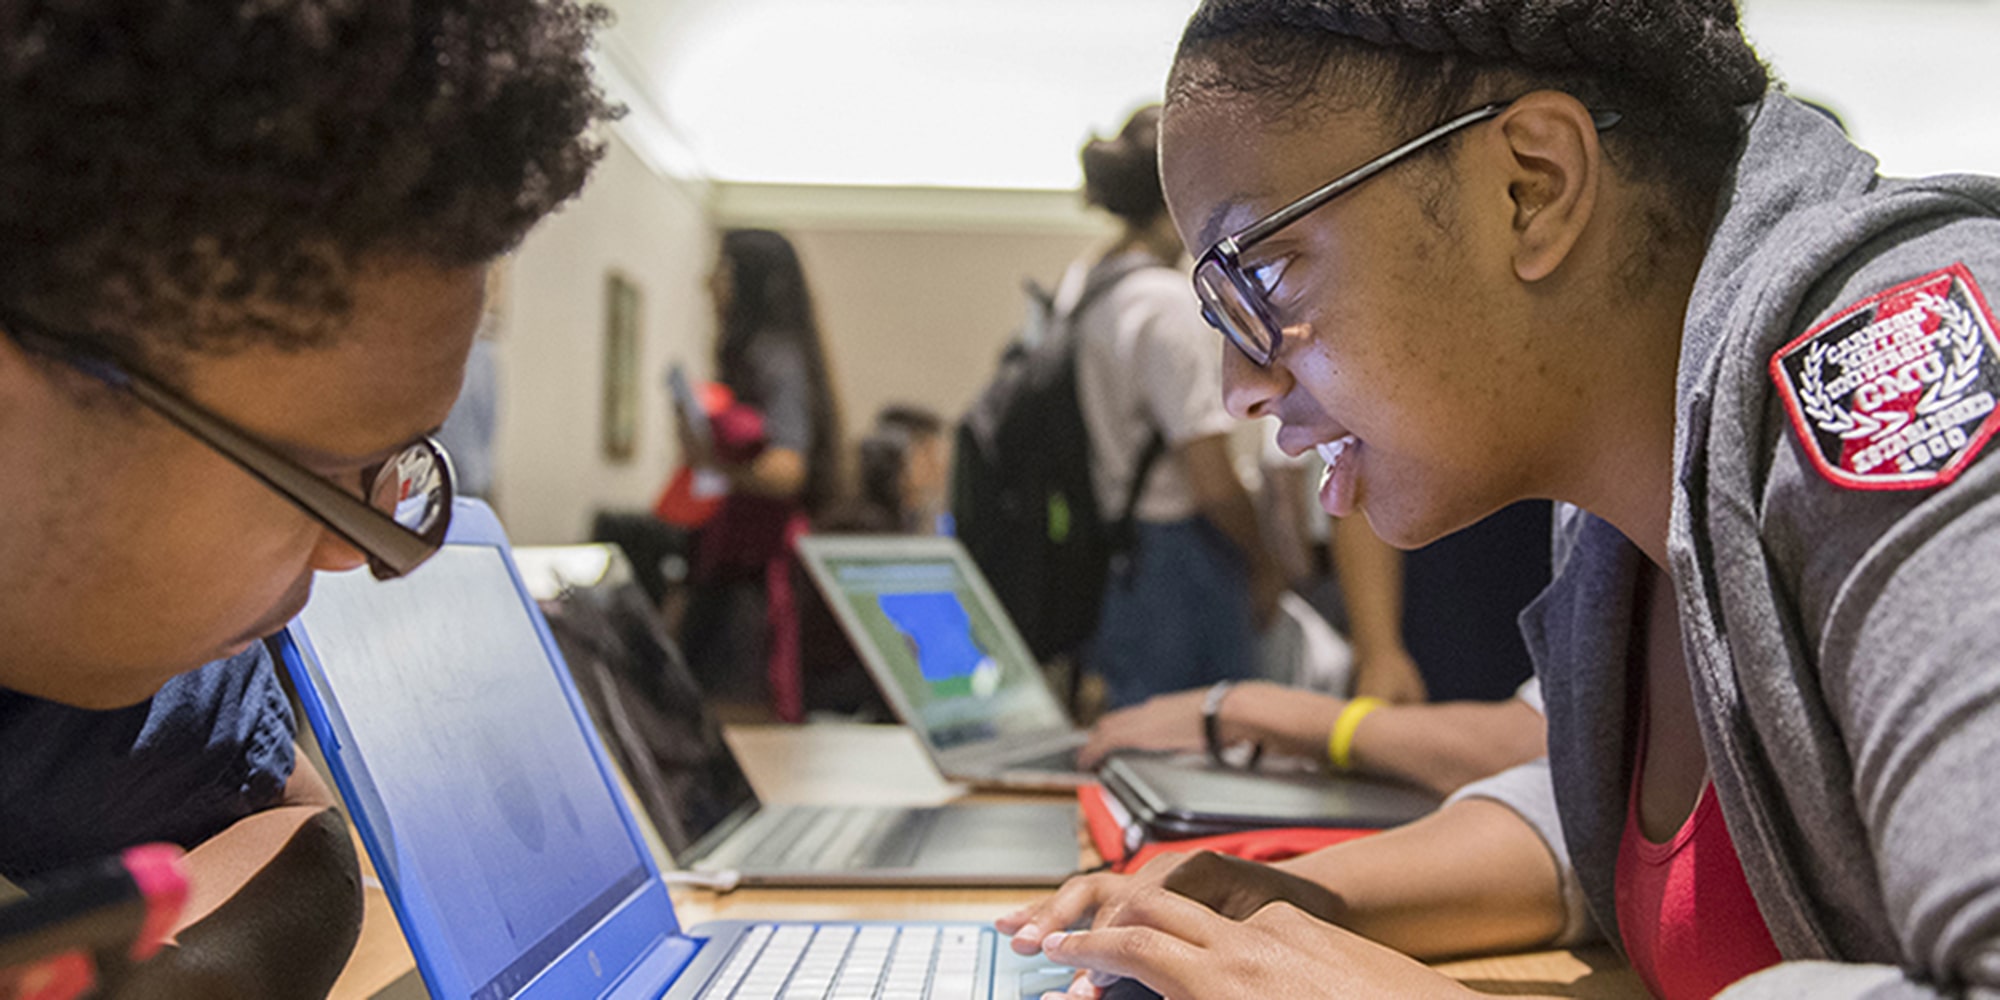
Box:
[603,271,641,463]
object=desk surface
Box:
[328,724,1643,999]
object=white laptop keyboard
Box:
[739,808,900,872]
[699,924,987,1000]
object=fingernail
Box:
[1088,971,1119,989]
[1042,931,1069,951]
[1017,923,1044,942]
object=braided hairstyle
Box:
[1168,1,1769,234]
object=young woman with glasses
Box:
[1001,2,2000,997]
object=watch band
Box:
[1201,682,1263,769]
[1201,681,1235,765]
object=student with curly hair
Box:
[1002,1,2000,997]
[0,2,613,996]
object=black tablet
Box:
[1099,753,1439,841]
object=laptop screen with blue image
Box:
[816,555,1067,749]
[282,502,693,1000]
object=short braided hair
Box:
[1169,1,1769,225]
[0,0,618,360]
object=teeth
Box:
[1316,436,1356,466]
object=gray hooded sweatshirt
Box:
[1454,95,2000,997]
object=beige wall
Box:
[489,178,1121,543]
[492,133,714,543]
[716,184,1115,448]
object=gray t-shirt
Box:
[738,335,814,454]
[1066,254,1236,524]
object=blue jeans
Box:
[1086,518,1257,710]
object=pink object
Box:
[118,845,189,962]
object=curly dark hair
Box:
[0,0,618,359]
[1082,105,1166,226]
[1168,0,1770,238]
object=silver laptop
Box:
[501,543,1080,888]
[794,535,1090,791]
[278,501,1069,999]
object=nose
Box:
[1221,339,1289,421]
[308,529,370,573]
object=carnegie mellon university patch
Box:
[1771,263,2000,491]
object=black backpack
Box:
[952,258,1166,664]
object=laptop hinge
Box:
[606,932,702,999]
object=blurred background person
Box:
[677,228,844,721]
[830,404,950,535]
[798,403,950,718]
[1067,105,1285,710]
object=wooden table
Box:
[329,725,1644,999]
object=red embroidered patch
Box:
[1771,264,2000,491]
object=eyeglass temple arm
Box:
[121,374,437,575]
[1231,102,1621,252]
[1230,103,1510,250]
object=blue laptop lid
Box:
[276,500,699,1000]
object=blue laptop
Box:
[276,501,1064,1000]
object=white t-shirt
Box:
[1064,254,1237,524]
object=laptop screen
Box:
[536,570,759,860]
[298,546,652,1000]
[814,553,1068,749]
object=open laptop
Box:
[794,535,1089,791]
[276,502,1069,999]
[505,543,1078,888]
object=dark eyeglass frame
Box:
[0,309,455,580]
[1194,99,1623,367]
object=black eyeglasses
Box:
[0,309,455,580]
[1194,100,1623,367]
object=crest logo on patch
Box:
[1771,263,2000,491]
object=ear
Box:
[1494,91,1604,283]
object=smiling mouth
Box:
[1315,434,1363,518]
[1316,436,1358,466]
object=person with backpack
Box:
[1066,105,1287,710]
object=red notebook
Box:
[1078,783,1376,873]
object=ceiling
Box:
[599,0,2000,190]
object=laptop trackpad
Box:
[905,804,1078,872]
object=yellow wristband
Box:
[1328,697,1387,772]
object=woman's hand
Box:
[1080,683,1349,768]
[1352,647,1429,705]
[997,852,1345,958]
[1035,887,1475,1000]
[1077,692,1209,770]
[998,853,1198,957]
